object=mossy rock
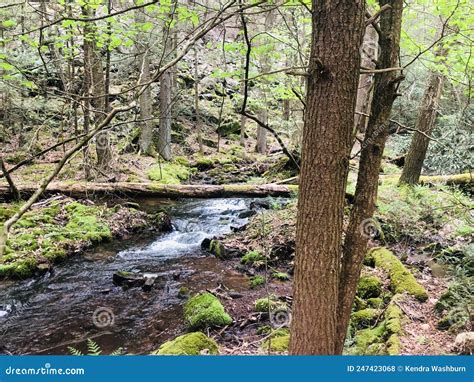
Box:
[261,328,290,352]
[357,275,382,299]
[209,240,227,259]
[241,250,264,266]
[184,292,232,330]
[272,272,289,281]
[154,332,218,355]
[365,248,428,301]
[254,296,286,313]
[147,162,191,184]
[350,298,404,355]
[351,308,379,329]
[367,298,384,308]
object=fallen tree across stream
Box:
[0,182,300,200]
[0,173,471,201]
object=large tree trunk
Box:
[336,0,404,353]
[399,71,444,185]
[290,0,365,355]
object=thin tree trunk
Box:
[136,6,154,155]
[336,0,404,353]
[194,47,203,153]
[399,72,444,185]
[290,0,365,355]
[353,23,378,137]
[158,23,173,161]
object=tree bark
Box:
[399,72,444,185]
[336,0,404,353]
[136,7,154,155]
[353,23,378,136]
[290,0,365,355]
[158,35,173,161]
[82,5,111,171]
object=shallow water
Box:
[0,198,256,355]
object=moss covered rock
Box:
[350,297,404,355]
[357,275,383,299]
[154,332,218,355]
[351,308,379,329]
[261,328,290,352]
[365,248,428,301]
[184,292,232,330]
[254,296,286,313]
[147,161,191,184]
[241,250,265,266]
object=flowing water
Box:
[0,198,258,355]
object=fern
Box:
[67,346,83,356]
[87,339,102,355]
[110,347,124,356]
[68,339,124,356]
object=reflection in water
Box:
[0,198,256,355]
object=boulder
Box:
[454,332,474,355]
[154,332,218,355]
[184,292,232,330]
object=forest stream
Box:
[0,198,258,355]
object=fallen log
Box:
[381,172,473,187]
[0,182,300,200]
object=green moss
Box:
[365,248,428,301]
[153,332,219,355]
[174,156,190,167]
[351,308,379,329]
[386,334,401,355]
[241,250,264,266]
[147,162,191,184]
[455,224,474,237]
[261,328,290,352]
[357,275,382,299]
[254,296,286,312]
[209,240,225,259]
[367,298,384,308]
[0,200,141,279]
[65,202,112,242]
[271,272,289,281]
[250,276,265,289]
[350,297,404,355]
[184,292,232,330]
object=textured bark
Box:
[336,0,404,353]
[399,72,444,185]
[194,47,203,153]
[290,0,365,355]
[256,109,267,154]
[136,8,154,155]
[158,29,173,161]
[82,6,111,170]
[354,24,378,135]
